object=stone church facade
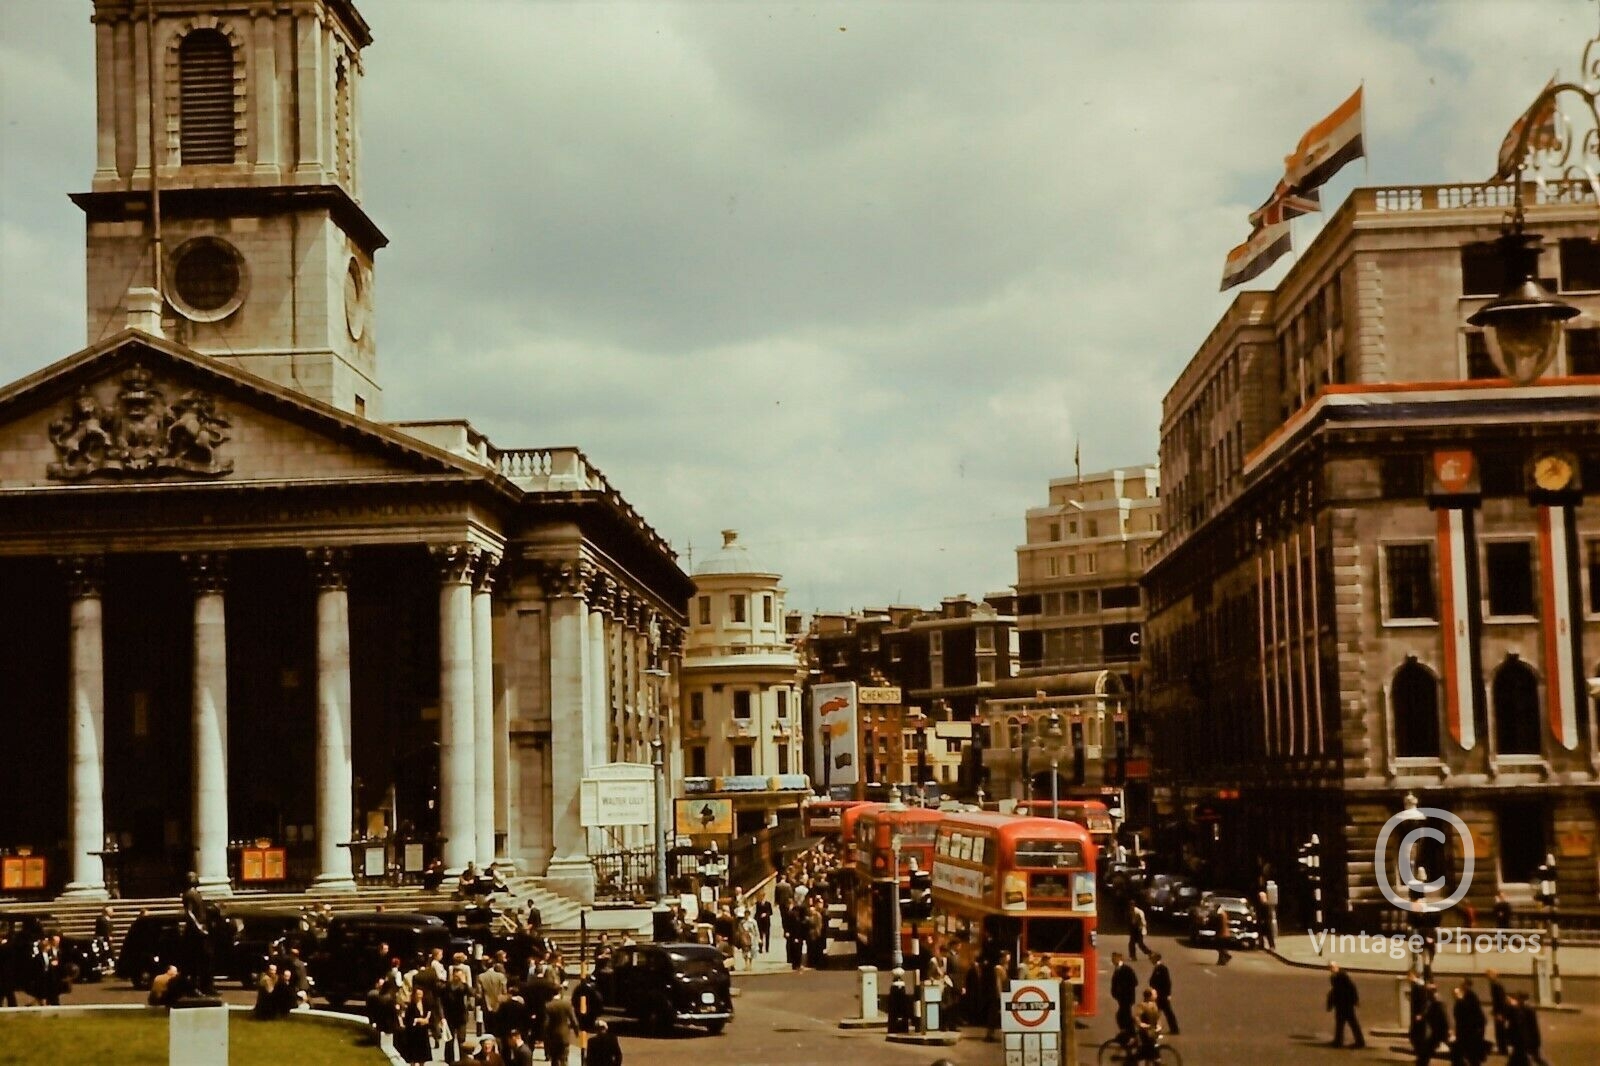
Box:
[0,0,691,904]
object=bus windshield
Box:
[1028,917,1086,955]
[1014,838,1086,868]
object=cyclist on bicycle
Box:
[1131,987,1165,1062]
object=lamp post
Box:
[887,785,906,970]
[645,666,672,902]
[1466,65,1592,383]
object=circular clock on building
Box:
[166,236,249,323]
[1532,451,1576,493]
[343,256,370,341]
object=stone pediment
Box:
[0,331,487,491]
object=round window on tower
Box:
[166,236,248,323]
[344,256,369,341]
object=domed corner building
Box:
[0,0,691,908]
[680,531,809,832]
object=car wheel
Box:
[705,1020,726,1035]
[652,1003,676,1035]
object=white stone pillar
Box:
[434,544,478,876]
[310,549,356,890]
[252,9,281,178]
[588,579,612,770]
[185,553,231,896]
[92,15,118,186]
[61,557,109,900]
[544,562,596,902]
[293,11,325,176]
[472,553,499,867]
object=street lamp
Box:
[645,667,672,902]
[1466,62,1593,383]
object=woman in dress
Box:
[396,986,435,1065]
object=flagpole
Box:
[1360,80,1369,178]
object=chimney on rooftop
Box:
[722,529,738,547]
[125,287,163,338]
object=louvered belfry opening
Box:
[179,29,235,165]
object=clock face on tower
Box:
[1532,452,1576,493]
[344,257,370,341]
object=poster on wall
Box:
[810,682,860,789]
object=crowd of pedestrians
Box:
[0,925,71,1007]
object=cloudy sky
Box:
[0,0,1588,610]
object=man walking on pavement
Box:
[543,987,580,1066]
[1326,961,1365,1049]
[1409,981,1449,1066]
[1127,901,1150,961]
[1485,968,1512,1056]
[1110,951,1139,1041]
[1451,978,1487,1066]
[1148,951,1178,1035]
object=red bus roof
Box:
[858,806,945,828]
[936,810,1097,844]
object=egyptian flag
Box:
[1220,218,1291,291]
[1249,180,1321,231]
[1283,87,1365,195]
[1493,77,1559,181]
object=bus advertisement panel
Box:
[929,812,1099,1016]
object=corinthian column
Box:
[472,553,500,867]
[543,561,596,903]
[185,552,232,896]
[60,556,109,900]
[433,544,479,876]
[310,548,356,890]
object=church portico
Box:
[1,0,691,911]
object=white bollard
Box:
[169,1002,228,1066]
[859,965,881,1023]
[1394,976,1410,1031]
[1532,956,1552,1006]
[920,980,941,1032]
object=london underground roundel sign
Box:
[1001,979,1062,1033]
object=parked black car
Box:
[115,914,187,989]
[308,912,454,1009]
[410,901,501,960]
[1139,875,1201,924]
[1187,894,1261,949]
[217,907,312,989]
[588,942,732,1034]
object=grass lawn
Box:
[0,1009,389,1065]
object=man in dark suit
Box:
[1409,981,1449,1066]
[1486,969,1512,1056]
[586,1018,624,1066]
[1451,978,1487,1066]
[1110,951,1139,1040]
[1148,951,1179,1034]
[504,1028,536,1066]
[1326,962,1365,1049]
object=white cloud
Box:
[0,0,1589,610]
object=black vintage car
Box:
[410,901,501,960]
[217,907,312,989]
[308,912,454,1009]
[587,942,732,1035]
[1187,893,1262,949]
[115,914,187,988]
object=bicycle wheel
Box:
[1097,1037,1129,1065]
[1158,1044,1184,1066]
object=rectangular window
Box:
[1101,585,1140,609]
[1086,519,1099,538]
[1465,332,1500,380]
[1588,540,1600,614]
[1496,801,1546,883]
[1064,591,1080,614]
[730,595,746,623]
[1047,521,1061,542]
[1046,556,1060,578]
[698,596,711,626]
[930,631,943,654]
[1384,543,1438,621]
[354,395,367,418]
[1082,589,1099,612]
[977,658,995,682]
[732,745,753,777]
[776,689,788,718]
[733,690,752,719]
[1462,242,1505,297]
[776,745,789,775]
[930,661,944,688]
[763,594,774,623]
[690,746,707,778]
[1560,237,1600,292]
[691,692,705,721]
[1067,520,1078,537]
[1085,553,1097,575]
[1044,630,1066,664]
[976,626,994,651]
[1044,592,1062,616]
[1484,541,1536,617]
[1568,328,1600,375]
[1065,555,1077,576]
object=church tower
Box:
[76,0,384,417]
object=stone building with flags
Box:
[0,0,691,904]
[1145,181,1600,924]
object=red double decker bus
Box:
[802,798,867,842]
[929,812,1099,1016]
[852,804,943,967]
[1016,799,1118,860]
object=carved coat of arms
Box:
[48,366,234,481]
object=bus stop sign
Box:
[1002,979,1062,1033]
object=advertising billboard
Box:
[810,681,860,788]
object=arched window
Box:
[1492,656,1542,755]
[179,30,235,164]
[1392,657,1440,758]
